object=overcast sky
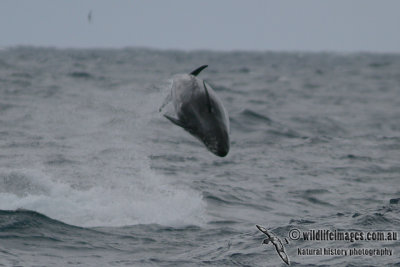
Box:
[1,0,400,52]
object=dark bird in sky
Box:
[88,10,92,23]
[256,225,290,265]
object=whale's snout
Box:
[216,149,229,157]
[215,142,229,157]
[205,130,229,157]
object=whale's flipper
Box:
[203,81,212,113]
[190,65,208,76]
[159,93,172,112]
[164,114,186,129]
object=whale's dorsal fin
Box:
[203,81,212,113]
[190,65,208,76]
[164,114,186,128]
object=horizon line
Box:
[2,44,400,55]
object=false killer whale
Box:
[161,65,230,157]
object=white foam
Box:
[0,166,206,227]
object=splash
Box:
[0,166,206,227]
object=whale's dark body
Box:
[163,65,230,157]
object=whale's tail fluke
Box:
[190,65,208,76]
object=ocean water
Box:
[0,47,399,266]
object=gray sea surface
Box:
[0,47,399,266]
